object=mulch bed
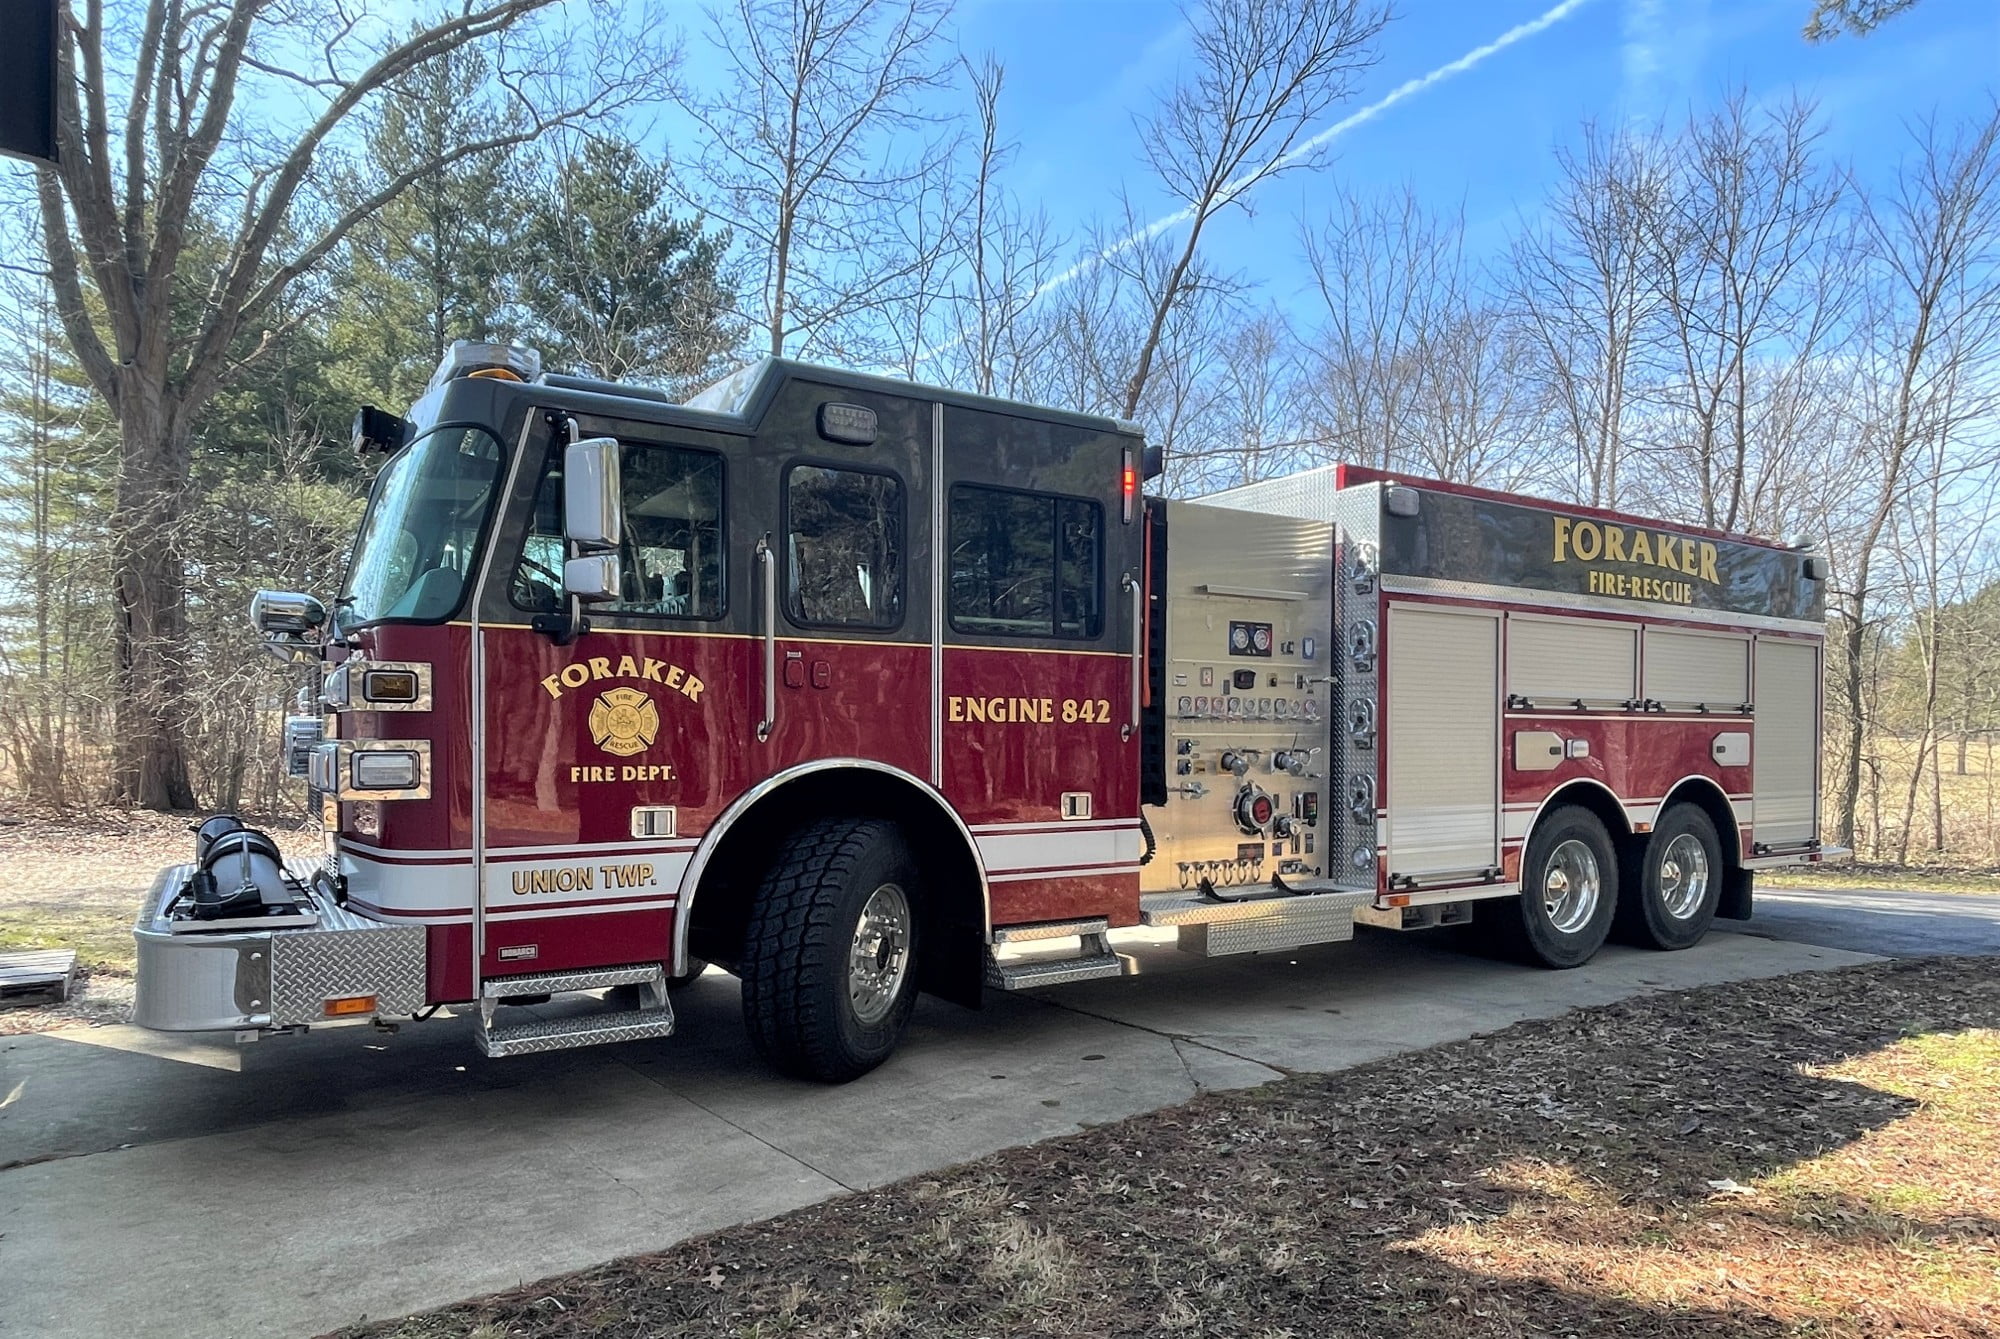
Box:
[336,956,2000,1339]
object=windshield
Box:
[341,426,506,626]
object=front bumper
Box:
[133,862,428,1032]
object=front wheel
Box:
[739,818,922,1082]
[1495,805,1617,969]
[1618,803,1722,950]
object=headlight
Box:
[352,750,422,791]
[362,669,420,703]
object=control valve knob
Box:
[1220,750,1252,776]
[1234,785,1276,835]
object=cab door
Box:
[473,407,752,981]
[743,378,934,780]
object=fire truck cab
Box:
[133,342,1842,1081]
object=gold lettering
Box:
[588,657,612,680]
[1680,538,1696,574]
[1629,531,1653,565]
[642,658,666,682]
[1572,521,1602,561]
[665,664,685,689]
[682,676,703,702]
[1554,517,1572,562]
[1603,525,1628,562]
[967,697,987,722]
[949,696,965,721]
[1699,542,1719,585]
[541,673,565,699]
[1657,536,1680,572]
[616,654,639,679]
[560,664,590,689]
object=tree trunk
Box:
[110,393,199,810]
[1835,601,1866,851]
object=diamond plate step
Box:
[991,917,1110,944]
[481,963,664,998]
[985,950,1126,990]
[1142,886,1372,957]
[476,1005,676,1057]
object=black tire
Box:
[1619,803,1722,951]
[1494,804,1617,969]
[739,818,922,1082]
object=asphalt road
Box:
[1,885,1992,1339]
[1721,885,2000,957]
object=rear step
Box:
[986,917,1126,990]
[1141,880,1373,957]
[476,963,674,1058]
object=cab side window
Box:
[513,440,725,618]
[948,485,1102,639]
[784,464,904,629]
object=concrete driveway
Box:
[5,889,1984,1339]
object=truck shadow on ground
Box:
[317,955,2000,1339]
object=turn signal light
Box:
[323,994,377,1017]
[362,669,420,703]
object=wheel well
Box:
[1657,779,1741,869]
[1658,777,1751,919]
[680,767,988,1008]
[1536,781,1633,850]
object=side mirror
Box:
[564,554,622,604]
[564,437,622,551]
[250,590,326,636]
[1803,555,1829,581]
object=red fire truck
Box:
[134,342,1843,1081]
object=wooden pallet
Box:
[0,948,78,1007]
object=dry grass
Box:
[0,803,316,1030]
[334,957,2000,1339]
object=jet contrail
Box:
[912,0,1598,372]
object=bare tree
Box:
[34,0,661,808]
[690,0,955,361]
[1827,105,2000,851]
[1120,0,1384,420]
[1509,124,1669,508]
[1639,92,1850,530]
[948,56,1062,398]
[1299,186,1461,472]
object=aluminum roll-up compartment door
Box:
[1645,629,1750,711]
[1387,605,1500,879]
[1508,615,1636,707]
[1754,637,1819,845]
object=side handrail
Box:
[756,538,776,741]
[1122,570,1142,741]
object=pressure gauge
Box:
[1251,626,1272,654]
[1230,624,1251,652]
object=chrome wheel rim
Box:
[1541,838,1601,935]
[848,882,912,1027]
[1659,833,1710,920]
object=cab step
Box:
[476,1007,676,1058]
[476,962,673,1057]
[985,918,1127,990]
[1141,882,1373,957]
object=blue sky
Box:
[923,0,2000,308]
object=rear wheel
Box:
[1620,803,1722,950]
[739,818,922,1082]
[1496,805,1617,968]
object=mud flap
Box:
[1717,868,1754,921]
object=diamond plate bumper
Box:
[134,861,427,1031]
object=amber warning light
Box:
[323,994,378,1018]
[1122,456,1138,522]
